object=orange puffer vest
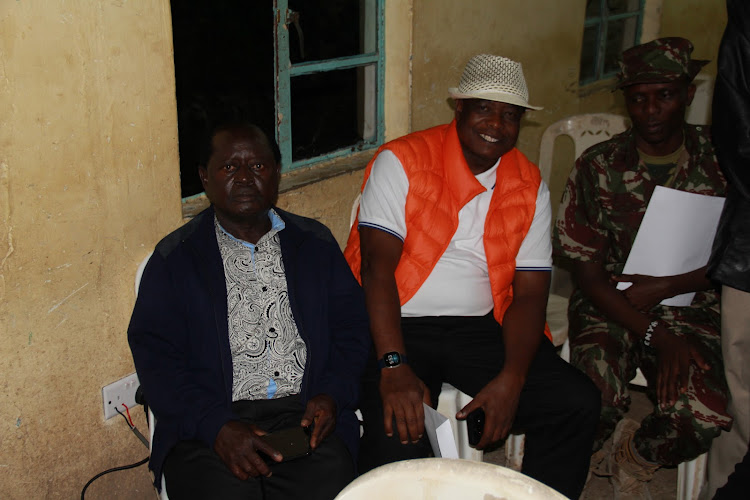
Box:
[344,121,549,336]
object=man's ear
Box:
[454,99,464,119]
[198,165,208,189]
[272,162,282,189]
[686,83,697,106]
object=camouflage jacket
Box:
[552,125,726,322]
[554,124,726,277]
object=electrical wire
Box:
[81,403,151,498]
[80,456,148,500]
[115,406,133,429]
[115,406,149,448]
[123,403,135,427]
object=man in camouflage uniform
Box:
[553,37,732,498]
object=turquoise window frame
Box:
[580,0,644,85]
[273,0,385,173]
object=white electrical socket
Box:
[102,372,140,420]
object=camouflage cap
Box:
[616,37,708,89]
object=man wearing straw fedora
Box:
[554,38,731,499]
[344,54,600,499]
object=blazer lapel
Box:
[277,209,302,326]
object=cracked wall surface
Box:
[0,1,181,498]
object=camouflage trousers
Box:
[568,289,732,466]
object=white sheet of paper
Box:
[423,403,459,459]
[616,186,725,306]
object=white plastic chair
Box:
[685,74,714,126]
[334,458,568,500]
[435,383,483,461]
[147,408,169,500]
[135,252,170,500]
[538,113,631,359]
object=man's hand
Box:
[213,420,281,480]
[300,394,337,449]
[379,365,431,444]
[650,325,710,409]
[359,227,427,444]
[456,371,524,449]
[615,274,674,311]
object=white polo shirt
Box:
[359,149,552,317]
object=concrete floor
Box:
[484,388,679,499]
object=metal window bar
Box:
[581,0,644,85]
[274,0,385,172]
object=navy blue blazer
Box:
[128,206,370,487]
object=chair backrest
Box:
[686,74,714,126]
[538,113,630,185]
[134,251,153,297]
[538,113,629,297]
[134,251,170,499]
[350,192,362,228]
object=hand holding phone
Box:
[466,408,485,447]
[260,426,312,463]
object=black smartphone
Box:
[466,408,485,447]
[260,426,312,463]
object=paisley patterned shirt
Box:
[215,210,307,401]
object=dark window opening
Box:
[170,1,275,198]
[170,1,383,200]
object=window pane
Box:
[603,16,639,75]
[585,0,602,18]
[608,0,641,16]
[290,68,365,161]
[579,25,600,82]
[288,0,365,64]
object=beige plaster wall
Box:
[278,170,364,248]
[0,1,181,498]
[661,0,727,76]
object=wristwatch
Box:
[378,351,408,369]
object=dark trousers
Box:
[163,395,354,500]
[358,313,601,500]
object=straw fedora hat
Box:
[449,54,543,110]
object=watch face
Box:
[384,352,401,367]
[378,351,406,369]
